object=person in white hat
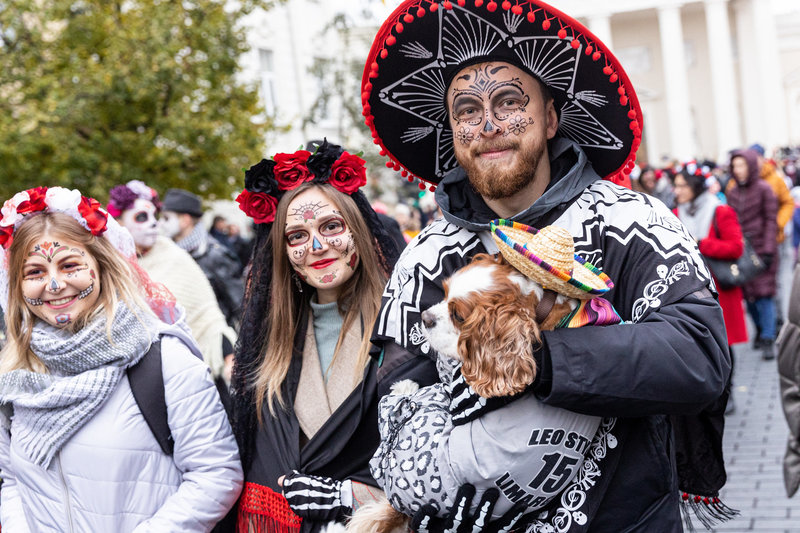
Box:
[363,1,732,531]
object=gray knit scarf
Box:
[176,222,207,256]
[0,302,157,468]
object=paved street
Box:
[693,245,799,533]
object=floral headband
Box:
[107,180,162,218]
[237,140,367,225]
[675,160,713,179]
[0,186,140,314]
[0,187,109,250]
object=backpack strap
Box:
[127,338,174,456]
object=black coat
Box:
[192,235,245,327]
[246,310,380,533]
[371,139,731,532]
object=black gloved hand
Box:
[281,470,349,522]
[761,253,774,269]
[448,369,526,426]
[411,483,528,533]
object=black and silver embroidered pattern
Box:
[24,296,44,306]
[375,181,711,354]
[373,4,624,180]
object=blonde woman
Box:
[0,187,242,531]
[231,141,399,533]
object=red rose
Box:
[273,150,313,191]
[15,186,48,214]
[77,196,109,235]
[236,189,278,224]
[329,152,367,194]
[0,224,14,249]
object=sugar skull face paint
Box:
[447,62,558,201]
[120,198,159,253]
[21,233,101,328]
[284,188,359,304]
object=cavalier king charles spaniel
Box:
[345,253,590,533]
[421,252,577,398]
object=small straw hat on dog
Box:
[489,219,614,300]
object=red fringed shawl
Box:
[237,482,303,533]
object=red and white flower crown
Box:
[0,186,137,313]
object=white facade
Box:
[240,0,800,168]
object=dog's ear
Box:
[458,295,540,398]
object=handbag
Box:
[704,213,765,290]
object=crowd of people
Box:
[633,144,799,366]
[0,0,798,532]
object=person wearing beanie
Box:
[160,188,245,329]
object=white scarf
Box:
[677,191,720,241]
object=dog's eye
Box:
[451,310,465,324]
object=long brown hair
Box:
[254,183,388,418]
[0,212,151,373]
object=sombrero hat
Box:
[490,219,613,300]
[362,0,643,189]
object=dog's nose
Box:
[421,310,436,329]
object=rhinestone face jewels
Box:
[78,280,95,300]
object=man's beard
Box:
[457,137,546,200]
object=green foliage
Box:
[0,0,280,202]
[301,11,394,199]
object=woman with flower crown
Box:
[230,141,399,533]
[0,186,242,531]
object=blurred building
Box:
[238,1,381,153]
[552,0,800,164]
[239,0,800,168]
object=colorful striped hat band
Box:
[489,219,614,300]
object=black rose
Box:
[244,159,279,195]
[306,139,344,181]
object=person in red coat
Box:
[674,165,747,410]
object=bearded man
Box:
[362,1,732,532]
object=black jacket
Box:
[370,138,731,532]
[191,236,245,328]
[247,309,380,533]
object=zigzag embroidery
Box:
[556,182,710,283]
[377,220,483,347]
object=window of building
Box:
[259,48,276,115]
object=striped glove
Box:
[448,368,525,426]
[282,470,352,522]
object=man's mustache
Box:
[470,141,517,157]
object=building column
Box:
[704,0,743,161]
[587,14,614,52]
[733,0,760,146]
[750,0,789,150]
[657,4,695,161]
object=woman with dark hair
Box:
[673,165,747,415]
[634,164,675,208]
[727,149,780,360]
[672,165,748,352]
[230,141,399,533]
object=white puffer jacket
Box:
[0,334,243,532]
